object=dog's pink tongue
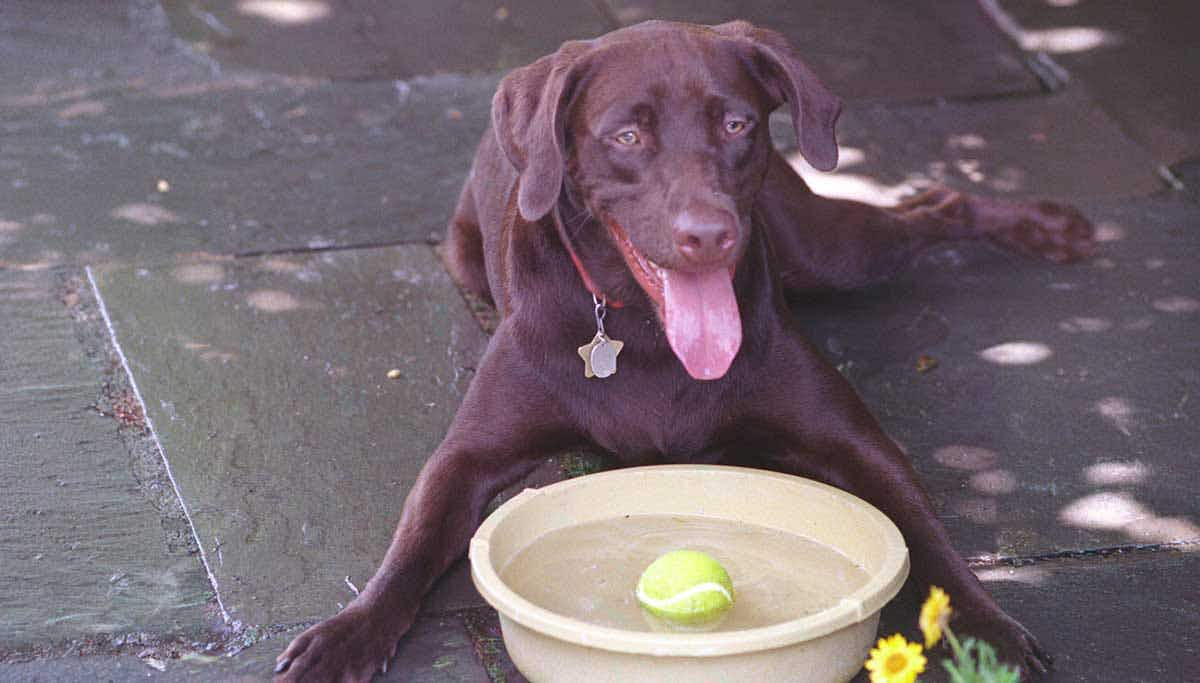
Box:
[662,268,742,380]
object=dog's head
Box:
[492,20,841,380]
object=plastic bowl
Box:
[469,465,908,682]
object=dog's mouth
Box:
[604,218,742,381]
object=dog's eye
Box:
[615,130,640,146]
[724,119,749,136]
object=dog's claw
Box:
[273,604,415,681]
[1027,628,1053,675]
[953,607,1051,679]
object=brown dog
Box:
[276,20,1092,681]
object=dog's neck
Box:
[552,193,653,312]
[551,201,625,308]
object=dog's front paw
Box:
[948,607,1052,680]
[983,199,1097,264]
[274,602,413,683]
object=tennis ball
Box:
[635,550,734,626]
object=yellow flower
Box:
[919,586,953,648]
[864,633,926,683]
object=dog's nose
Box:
[672,207,737,265]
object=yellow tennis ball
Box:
[635,550,735,626]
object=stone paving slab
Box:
[2,1,501,271]
[89,245,489,627]
[161,0,613,81]
[0,652,269,682]
[384,614,491,683]
[979,550,1200,682]
[791,195,1200,560]
[0,268,213,649]
[999,0,1200,166]
[0,72,496,270]
[772,86,1164,206]
[0,613,491,682]
[607,0,1039,102]
[0,0,209,100]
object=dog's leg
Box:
[758,152,1095,294]
[741,347,1049,677]
[274,332,576,682]
[443,180,493,306]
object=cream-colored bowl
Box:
[469,465,908,683]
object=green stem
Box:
[944,624,968,664]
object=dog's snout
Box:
[673,206,737,265]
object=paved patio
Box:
[2,1,1197,681]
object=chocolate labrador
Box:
[276,20,1092,681]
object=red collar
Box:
[552,206,625,308]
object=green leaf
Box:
[942,659,972,683]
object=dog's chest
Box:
[577,377,735,463]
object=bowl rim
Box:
[469,464,910,657]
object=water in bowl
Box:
[499,513,870,632]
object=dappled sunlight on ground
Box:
[1058,316,1112,333]
[56,100,108,121]
[1093,396,1136,436]
[0,252,63,272]
[245,288,316,313]
[784,117,1068,204]
[237,1,330,26]
[1152,295,1200,314]
[978,341,1053,365]
[173,263,227,285]
[969,469,1019,496]
[258,258,304,274]
[933,445,1014,527]
[1017,26,1121,53]
[975,564,1050,586]
[787,147,917,207]
[933,445,1000,472]
[1092,221,1125,242]
[1058,491,1200,544]
[1083,461,1149,487]
[187,342,239,364]
[1059,491,1145,531]
[795,170,915,207]
[111,203,181,226]
[919,195,1200,552]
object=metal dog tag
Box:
[578,332,623,379]
[577,294,624,379]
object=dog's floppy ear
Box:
[492,40,592,221]
[713,21,841,171]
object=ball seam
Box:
[635,581,733,610]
